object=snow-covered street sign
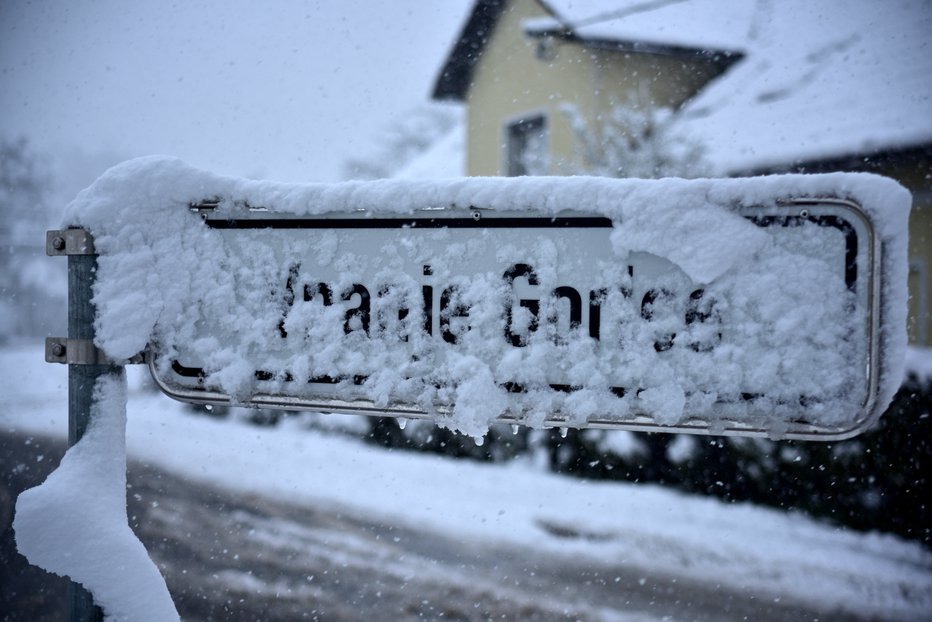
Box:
[69,159,910,440]
[152,200,883,441]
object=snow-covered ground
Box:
[3,343,931,620]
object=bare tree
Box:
[0,137,65,341]
[559,101,710,179]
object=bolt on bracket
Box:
[45,338,145,365]
[47,229,96,256]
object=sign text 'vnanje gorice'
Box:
[67,159,909,440]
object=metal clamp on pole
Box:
[45,337,146,366]
[47,229,96,256]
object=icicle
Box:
[559,427,568,438]
[397,417,407,430]
[511,424,520,436]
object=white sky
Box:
[0,0,472,184]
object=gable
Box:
[434,0,739,103]
[435,0,932,172]
[433,0,508,101]
[530,0,749,53]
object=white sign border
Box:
[148,197,882,441]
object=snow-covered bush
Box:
[559,101,711,179]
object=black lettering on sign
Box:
[305,282,333,305]
[641,288,677,352]
[273,262,718,355]
[422,264,434,336]
[440,286,470,344]
[376,285,410,341]
[550,286,581,344]
[503,264,540,347]
[422,285,433,335]
[342,284,370,335]
[278,264,301,338]
[279,266,335,339]
[685,288,722,352]
[552,286,582,329]
[588,283,633,342]
[588,288,606,341]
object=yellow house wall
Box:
[881,157,932,346]
[466,0,594,176]
[591,47,726,114]
[907,201,931,346]
[833,157,932,347]
[584,49,729,172]
[465,0,728,176]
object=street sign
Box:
[148,195,885,440]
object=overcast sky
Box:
[0,1,472,186]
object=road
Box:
[1,429,875,621]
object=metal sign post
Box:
[46,228,122,622]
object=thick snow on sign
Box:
[66,158,909,439]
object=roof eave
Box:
[432,0,508,102]
[525,27,743,65]
[432,0,743,102]
[728,141,932,178]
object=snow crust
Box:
[675,0,932,173]
[13,373,179,621]
[392,122,465,179]
[5,348,932,620]
[526,0,931,174]
[62,157,910,438]
[526,0,753,52]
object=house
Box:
[431,0,932,346]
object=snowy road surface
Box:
[1,429,887,621]
[3,344,931,620]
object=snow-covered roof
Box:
[435,0,932,173]
[529,0,753,53]
[673,0,932,173]
[392,123,465,179]
[531,0,932,171]
[433,0,745,101]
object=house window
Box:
[506,115,548,176]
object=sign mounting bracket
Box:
[46,228,96,256]
[45,337,146,366]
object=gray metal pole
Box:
[67,250,121,622]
